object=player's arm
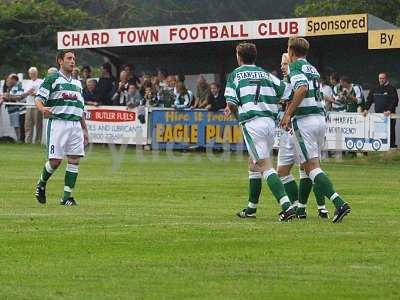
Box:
[80,117,89,146]
[35,76,55,118]
[224,73,239,119]
[280,71,308,129]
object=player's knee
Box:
[49,159,62,169]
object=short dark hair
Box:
[56,50,75,66]
[10,74,19,81]
[288,37,309,57]
[82,65,91,73]
[124,64,134,71]
[340,75,351,84]
[330,72,340,82]
[102,62,112,74]
[236,43,257,64]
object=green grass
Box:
[0,144,399,300]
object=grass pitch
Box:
[0,144,399,300]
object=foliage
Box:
[295,0,400,26]
[0,0,87,73]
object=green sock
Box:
[281,175,298,205]
[310,168,345,209]
[247,172,262,213]
[38,161,55,187]
[299,177,312,206]
[265,170,291,211]
[63,164,79,200]
[313,184,326,207]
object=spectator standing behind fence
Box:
[206,83,226,111]
[320,77,334,111]
[112,70,130,105]
[158,75,176,108]
[335,76,365,112]
[124,64,141,87]
[3,74,33,142]
[97,63,116,105]
[72,67,80,80]
[80,66,91,90]
[126,83,143,109]
[193,75,210,108]
[24,67,44,144]
[144,86,158,107]
[365,72,399,148]
[174,81,193,109]
[83,79,100,106]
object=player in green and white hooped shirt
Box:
[224,43,296,222]
[280,37,351,223]
[277,53,328,219]
[34,50,89,206]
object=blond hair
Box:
[288,37,309,57]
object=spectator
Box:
[176,74,185,84]
[335,76,365,112]
[72,67,80,80]
[3,74,33,142]
[193,75,210,108]
[124,64,141,87]
[80,65,92,90]
[112,70,130,105]
[47,67,58,76]
[157,69,168,88]
[320,76,334,111]
[143,86,158,107]
[174,81,193,109]
[97,63,116,105]
[83,79,100,106]
[24,67,44,144]
[157,75,176,108]
[126,83,143,109]
[205,82,226,111]
[365,72,399,148]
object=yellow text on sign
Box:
[205,125,243,144]
[368,29,400,49]
[155,124,198,143]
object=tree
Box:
[295,0,400,26]
[0,0,87,73]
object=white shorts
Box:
[241,117,275,162]
[46,119,85,159]
[277,130,299,166]
[292,115,325,164]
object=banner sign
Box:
[151,110,390,152]
[151,109,245,150]
[368,29,400,49]
[58,14,368,49]
[306,14,367,36]
[325,113,390,151]
[86,106,148,144]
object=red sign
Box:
[86,109,136,122]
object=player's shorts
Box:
[8,112,20,128]
[241,117,275,162]
[46,119,85,159]
[292,115,325,164]
[277,130,299,166]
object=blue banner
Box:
[151,109,245,149]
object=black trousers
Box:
[19,113,25,143]
[390,118,396,148]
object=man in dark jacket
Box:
[366,72,399,148]
[96,63,116,105]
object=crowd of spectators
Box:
[0,62,398,147]
[76,63,226,112]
